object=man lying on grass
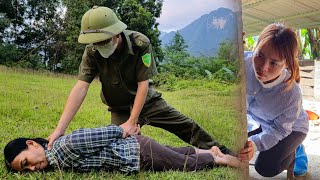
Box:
[4,124,245,173]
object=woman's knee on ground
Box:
[255,163,282,177]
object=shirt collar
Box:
[45,150,57,166]
[122,30,134,55]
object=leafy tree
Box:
[0,0,62,68]
[217,41,237,62]
[159,36,239,83]
[166,31,188,54]
[161,31,190,74]
[0,43,24,65]
[119,0,163,60]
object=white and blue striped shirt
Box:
[244,52,309,151]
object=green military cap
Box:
[78,6,127,44]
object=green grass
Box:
[0,66,246,179]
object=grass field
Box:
[0,66,246,179]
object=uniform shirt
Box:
[78,30,158,108]
[45,125,140,173]
[244,52,309,151]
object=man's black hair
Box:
[4,138,48,171]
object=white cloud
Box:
[157,0,240,32]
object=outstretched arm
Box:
[120,80,148,138]
[47,80,90,150]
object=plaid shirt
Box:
[45,125,140,173]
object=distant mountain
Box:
[160,8,239,57]
[159,31,168,39]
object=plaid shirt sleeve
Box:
[67,124,123,154]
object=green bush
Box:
[212,67,236,82]
[0,43,24,65]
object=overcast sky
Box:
[157,0,241,32]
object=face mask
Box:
[95,38,118,58]
[252,62,286,88]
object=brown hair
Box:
[255,23,300,91]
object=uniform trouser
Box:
[135,135,215,171]
[248,127,307,177]
[109,95,228,151]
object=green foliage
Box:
[119,0,163,59]
[306,28,320,59]
[0,13,10,37]
[152,72,235,95]
[60,54,82,75]
[160,39,239,84]
[244,36,255,51]
[212,67,236,82]
[0,43,24,65]
[299,28,312,59]
[0,0,163,74]
[217,41,238,62]
[0,0,63,69]
[165,31,188,54]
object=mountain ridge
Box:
[160,7,239,57]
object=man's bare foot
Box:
[214,154,248,168]
[210,146,224,157]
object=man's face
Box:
[11,140,49,171]
[253,43,287,83]
[93,36,119,58]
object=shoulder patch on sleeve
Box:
[86,44,97,55]
[142,53,151,67]
[132,32,150,47]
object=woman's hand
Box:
[237,140,255,162]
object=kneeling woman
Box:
[240,23,309,177]
[4,125,243,172]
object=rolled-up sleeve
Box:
[135,42,158,82]
[78,47,98,83]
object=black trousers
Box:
[248,127,306,177]
[135,135,215,171]
[109,94,230,153]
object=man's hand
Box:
[47,129,64,150]
[237,140,255,162]
[119,120,140,138]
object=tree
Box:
[160,31,191,75]
[166,31,188,54]
[119,0,163,60]
[217,41,238,62]
[307,28,320,59]
[0,0,63,69]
